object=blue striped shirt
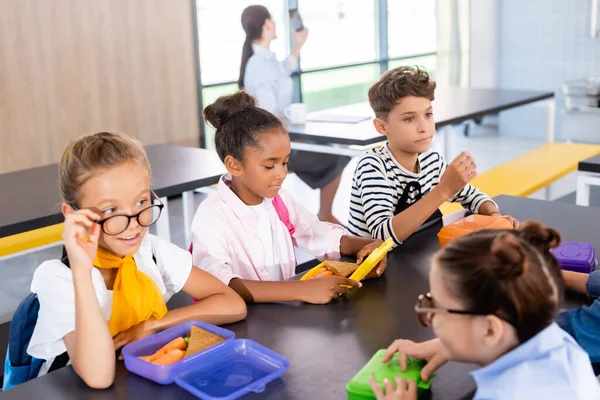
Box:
[347,144,494,245]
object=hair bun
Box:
[490,233,527,280]
[203,91,257,130]
[518,221,561,252]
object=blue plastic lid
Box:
[171,339,290,400]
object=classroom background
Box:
[1,0,600,396]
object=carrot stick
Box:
[152,349,186,365]
[311,268,328,278]
[140,337,187,362]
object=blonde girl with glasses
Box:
[26,132,246,388]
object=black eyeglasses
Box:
[71,191,164,236]
[414,292,490,327]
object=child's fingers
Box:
[333,285,350,296]
[89,223,101,243]
[376,256,388,275]
[395,376,407,392]
[406,378,417,396]
[335,277,361,288]
[75,209,101,221]
[383,378,394,395]
[369,376,385,399]
[68,226,88,242]
[382,340,407,367]
[356,247,369,264]
[66,213,96,229]
[421,353,446,382]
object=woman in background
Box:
[238,5,351,225]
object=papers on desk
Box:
[306,114,371,124]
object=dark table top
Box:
[288,88,554,146]
[2,195,596,400]
[579,154,600,174]
[0,145,225,238]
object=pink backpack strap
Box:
[272,194,295,236]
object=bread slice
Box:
[324,260,359,278]
[184,325,225,358]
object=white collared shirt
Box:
[243,44,298,118]
[191,174,344,284]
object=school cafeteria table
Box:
[0,145,226,246]
[576,154,600,206]
[2,195,597,400]
[288,88,554,158]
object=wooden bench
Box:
[0,224,63,258]
[440,143,600,215]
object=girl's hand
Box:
[369,376,417,400]
[62,208,101,274]
[357,239,387,278]
[113,318,158,352]
[382,338,449,383]
[301,277,361,304]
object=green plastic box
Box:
[346,350,433,399]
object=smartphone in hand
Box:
[289,9,304,32]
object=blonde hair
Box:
[59,132,150,206]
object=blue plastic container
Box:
[171,339,290,400]
[122,321,290,399]
[122,320,235,385]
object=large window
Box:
[298,0,377,70]
[197,0,287,85]
[389,54,438,78]
[301,64,380,112]
[388,1,437,58]
[195,0,438,148]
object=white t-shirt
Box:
[27,233,193,365]
[249,200,281,280]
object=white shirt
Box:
[27,234,193,364]
[243,44,298,118]
[191,174,344,285]
[249,200,281,280]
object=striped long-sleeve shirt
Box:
[347,144,495,245]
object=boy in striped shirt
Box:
[347,66,518,245]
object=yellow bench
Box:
[440,143,600,215]
[0,224,63,257]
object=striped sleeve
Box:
[348,155,401,245]
[438,157,497,213]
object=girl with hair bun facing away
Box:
[370,222,600,400]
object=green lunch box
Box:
[346,350,434,399]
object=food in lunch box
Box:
[323,260,359,278]
[138,326,225,365]
[307,261,359,279]
[185,325,225,358]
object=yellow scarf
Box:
[94,248,167,337]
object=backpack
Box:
[3,247,157,390]
[2,253,71,391]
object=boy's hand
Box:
[489,212,520,229]
[439,152,477,198]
